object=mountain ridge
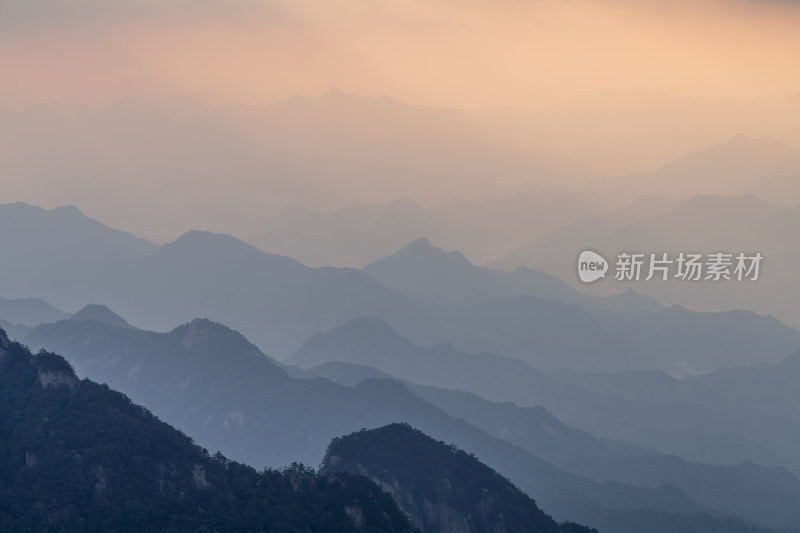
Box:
[0,326,418,532]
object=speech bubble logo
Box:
[577,250,608,283]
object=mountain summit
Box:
[322,423,596,533]
[363,238,579,305]
[69,304,134,329]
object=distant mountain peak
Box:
[158,230,269,258]
[0,201,158,256]
[318,316,412,348]
[390,237,472,266]
[168,319,279,368]
[51,204,85,217]
[70,304,133,330]
[407,236,433,248]
[157,230,305,269]
[2,202,93,222]
[0,296,69,327]
[288,316,416,368]
[1,202,84,220]
[175,318,250,347]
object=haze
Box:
[3,0,800,109]
[1,0,799,257]
[5,2,800,532]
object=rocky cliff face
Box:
[341,464,472,533]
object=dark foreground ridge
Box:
[321,423,597,533]
[0,327,416,532]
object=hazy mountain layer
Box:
[22,316,771,531]
[288,316,800,472]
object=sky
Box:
[1,0,800,242]
[2,0,800,110]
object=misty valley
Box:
[3,2,800,530]
[3,186,800,532]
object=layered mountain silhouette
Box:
[422,295,799,374]
[247,191,604,267]
[638,135,800,197]
[593,135,800,203]
[0,202,156,258]
[5,88,800,533]
[556,351,800,474]
[0,318,30,341]
[7,94,800,240]
[309,358,800,526]
[491,193,800,328]
[246,198,444,268]
[0,293,68,326]
[493,194,789,274]
[364,237,800,374]
[364,237,662,311]
[530,92,800,176]
[0,327,417,532]
[364,238,581,305]
[6,202,797,371]
[411,385,800,530]
[0,93,593,240]
[0,207,439,355]
[22,315,787,532]
[288,316,800,474]
[321,424,780,533]
[544,195,679,242]
[0,294,67,340]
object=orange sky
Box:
[2,0,799,110]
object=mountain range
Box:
[19,312,800,531]
[602,135,800,202]
[287,316,800,474]
[491,193,800,328]
[246,191,605,267]
[0,326,417,532]
[363,237,662,311]
[8,201,799,374]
